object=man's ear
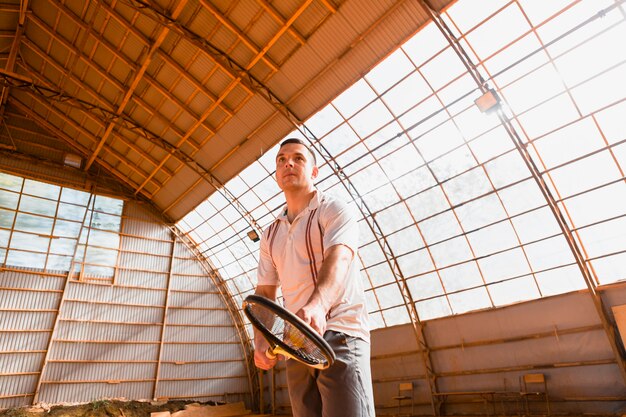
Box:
[311,166,319,179]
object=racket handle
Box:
[265,348,277,360]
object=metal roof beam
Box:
[85,0,189,170]
[198,0,279,72]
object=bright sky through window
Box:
[178,0,626,330]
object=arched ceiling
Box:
[0,0,454,222]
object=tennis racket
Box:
[243,294,335,370]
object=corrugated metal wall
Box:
[370,285,626,416]
[0,199,251,409]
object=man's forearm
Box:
[307,244,353,312]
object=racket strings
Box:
[250,303,329,365]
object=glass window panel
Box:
[407,272,444,300]
[406,186,449,223]
[385,227,425,257]
[442,166,493,206]
[0,229,9,247]
[19,195,57,217]
[468,127,515,165]
[359,242,386,267]
[226,176,248,198]
[485,151,530,189]
[321,124,361,157]
[58,203,88,222]
[415,296,452,321]
[439,261,484,292]
[501,64,565,115]
[362,184,399,213]
[456,194,507,231]
[571,62,626,116]
[376,203,416,235]
[516,93,579,139]
[349,164,389,195]
[464,3,530,60]
[364,289,380,312]
[415,120,465,162]
[239,162,269,189]
[466,221,520,258]
[437,74,478,114]
[378,144,424,181]
[306,105,344,138]
[577,217,626,260]
[349,100,394,139]
[511,206,562,244]
[548,151,621,198]
[402,23,447,67]
[535,264,586,296]
[50,237,78,255]
[429,236,473,268]
[88,229,120,249]
[0,172,23,192]
[485,33,548,87]
[368,311,385,330]
[419,211,463,245]
[400,97,446,138]
[381,305,411,326]
[478,247,532,284]
[430,146,477,183]
[375,284,404,309]
[10,231,49,252]
[23,179,60,199]
[46,254,72,271]
[454,106,501,143]
[60,188,90,205]
[594,100,626,144]
[498,179,545,217]
[446,0,511,33]
[523,235,575,272]
[94,195,123,215]
[590,252,626,285]
[488,275,540,306]
[332,79,376,118]
[383,72,431,116]
[14,213,53,234]
[555,23,626,88]
[519,0,575,26]
[420,47,467,91]
[53,220,81,238]
[0,208,15,228]
[397,249,434,278]
[366,263,395,287]
[85,246,118,264]
[366,49,415,94]
[537,0,617,55]
[0,190,19,210]
[533,118,604,169]
[448,287,492,314]
[392,167,437,199]
[7,250,45,268]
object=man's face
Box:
[275,143,318,192]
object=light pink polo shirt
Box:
[256,190,370,342]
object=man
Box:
[254,138,374,417]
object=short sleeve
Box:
[320,198,359,254]
[256,225,279,286]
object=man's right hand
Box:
[254,337,277,370]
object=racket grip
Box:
[265,348,277,360]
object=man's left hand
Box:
[296,301,327,336]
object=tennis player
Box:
[254,138,374,417]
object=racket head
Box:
[243,294,335,369]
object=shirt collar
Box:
[277,189,321,222]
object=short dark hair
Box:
[279,138,317,165]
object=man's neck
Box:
[284,188,316,223]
